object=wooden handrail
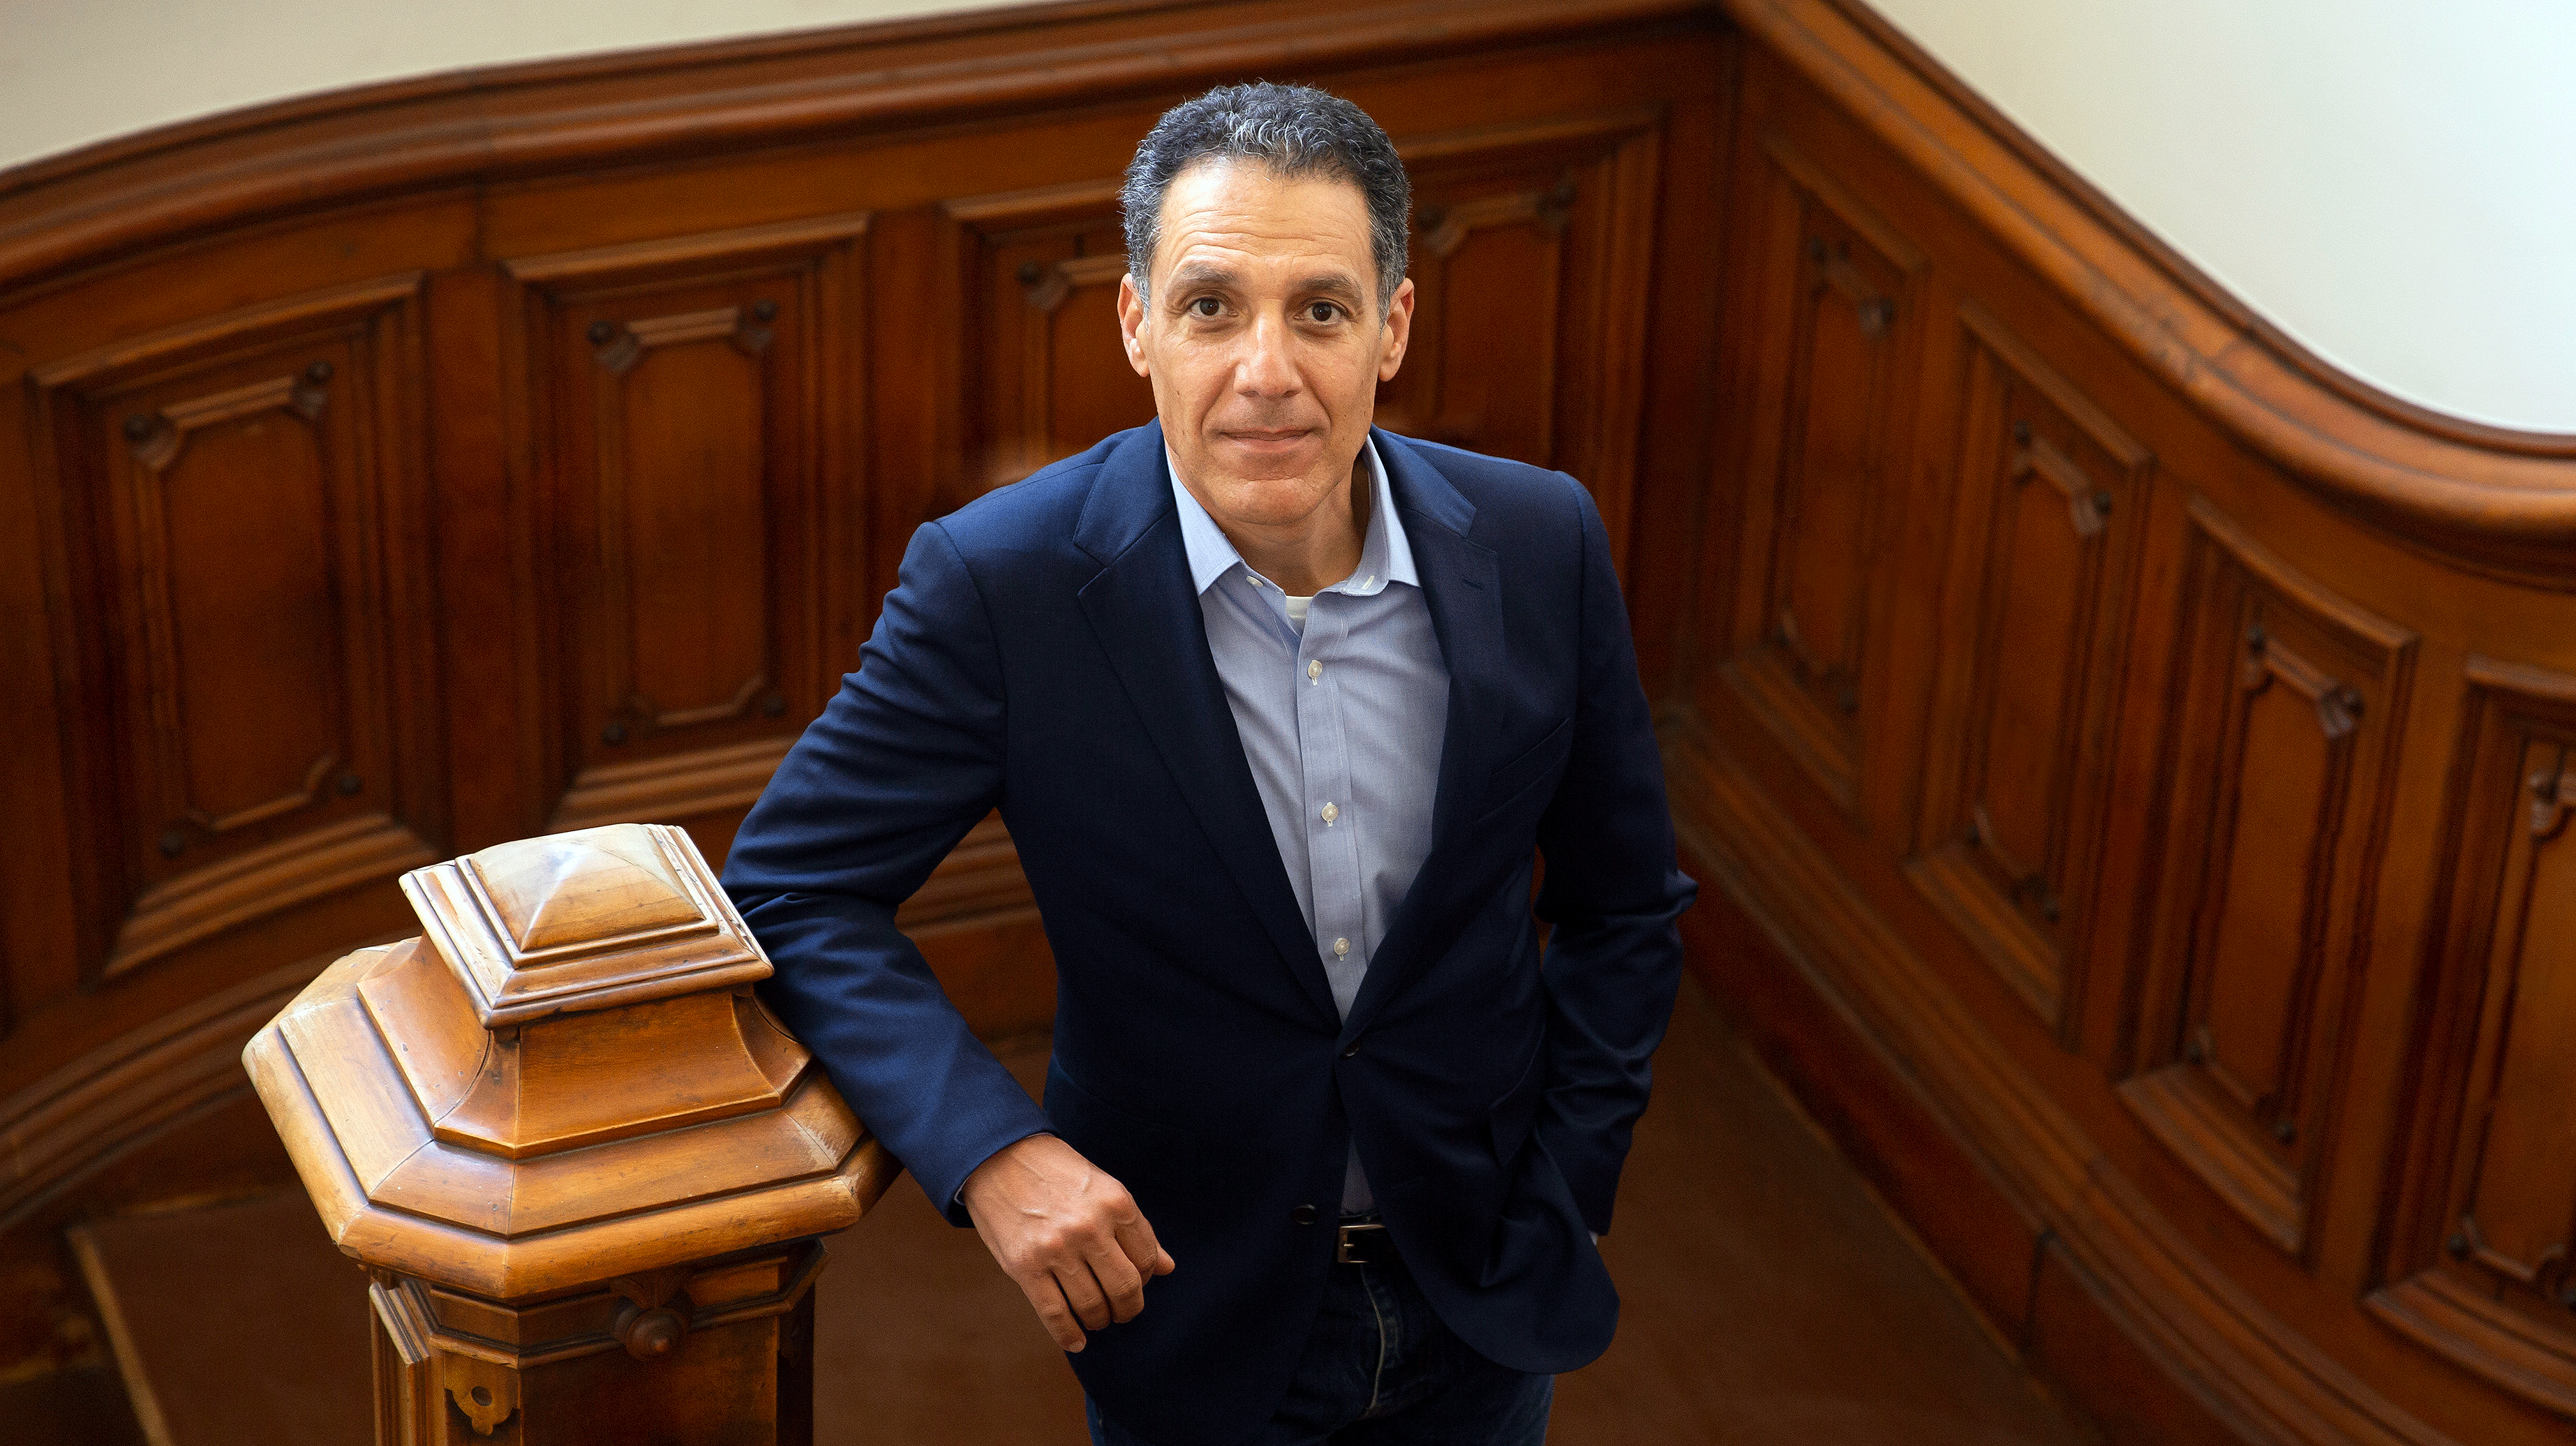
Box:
[245,823,893,1443]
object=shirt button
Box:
[1307,659,1323,680]
[1292,1204,1319,1226]
[1333,937,1350,957]
[1320,802,1339,825]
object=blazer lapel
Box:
[1341,431,1508,1041]
[1073,423,1341,1026]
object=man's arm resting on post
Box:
[1531,477,1698,1239]
[724,521,1171,1351]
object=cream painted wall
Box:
[1871,0,2576,433]
[0,0,1010,172]
[4,1,2568,431]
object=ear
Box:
[1376,275,1417,383]
[1117,273,1151,379]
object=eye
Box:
[1305,301,1342,323]
[1189,297,1222,318]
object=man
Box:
[723,82,1693,1445]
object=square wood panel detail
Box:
[2369,655,2576,1417]
[1907,301,2154,1036]
[941,179,1151,507]
[27,276,443,982]
[2120,497,2415,1258]
[1719,131,1925,813]
[500,214,868,840]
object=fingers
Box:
[1112,1207,1177,1282]
[1090,1237,1148,1324]
[1013,1269,1089,1353]
[1060,1247,1118,1332]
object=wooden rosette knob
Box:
[616,1301,691,1362]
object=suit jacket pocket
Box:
[1044,1056,1203,1176]
[1474,716,1573,827]
[1486,1031,1547,1166]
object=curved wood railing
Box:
[1670,4,2576,1445]
[1718,0,2576,581]
[10,0,2576,1440]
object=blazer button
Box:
[1340,1041,1361,1059]
[1291,1204,1319,1226]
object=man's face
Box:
[1118,160,1414,532]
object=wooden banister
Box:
[244,823,895,1443]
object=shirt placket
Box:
[1295,597,1367,1020]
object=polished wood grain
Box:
[1673,2,2576,1443]
[2117,500,2415,1258]
[2370,657,2576,1416]
[25,0,2576,1438]
[245,823,884,1440]
[1907,300,2153,1036]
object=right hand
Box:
[958,1133,1177,1352]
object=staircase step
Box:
[70,1191,371,1446]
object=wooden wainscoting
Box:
[1669,2,2576,1444]
[0,0,1730,1404]
[14,0,2573,1440]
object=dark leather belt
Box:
[1334,1220,1394,1265]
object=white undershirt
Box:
[1282,593,1313,630]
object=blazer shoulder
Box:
[929,431,1128,561]
[1381,431,1593,545]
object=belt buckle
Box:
[1334,1221,1388,1265]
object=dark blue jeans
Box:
[1086,1240,1552,1446]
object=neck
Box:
[1209,450,1371,597]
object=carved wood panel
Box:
[944,181,1152,505]
[2370,657,2576,1417]
[502,214,867,846]
[26,276,442,981]
[1376,113,1661,554]
[1720,133,1923,810]
[2120,498,2415,1256]
[1908,303,2153,1033]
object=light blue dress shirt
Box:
[1168,438,1450,1212]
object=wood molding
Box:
[1714,0,2576,581]
[25,271,445,985]
[0,951,357,1232]
[2366,655,2576,1417]
[1795,0,2575,463]
[2116,496,2417,1260]
[0,0,1708,298]
[1905,298,2154,1038]
[1664,712,2452,1445]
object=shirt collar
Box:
[1166,435,1418,598]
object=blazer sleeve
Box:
[722,520,1052,1225]
[1530,476,1699,1237]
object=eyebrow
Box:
[1165,262,1241,296]
[1161,264,1367,308]
[1295,274,1365,306]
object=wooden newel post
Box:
[245,823,897,1444]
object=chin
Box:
[1207,475,1336,527]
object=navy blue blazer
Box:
[723,421,1694,1444]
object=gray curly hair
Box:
[1120,82,1410,313]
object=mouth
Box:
[1217,427,1319,453]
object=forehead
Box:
[1152,159,1373,282]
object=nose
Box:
[1234,309,1300,398]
